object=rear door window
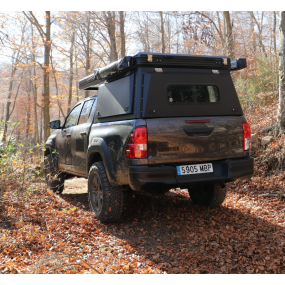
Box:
[167,85,219,103]
[78,100,94,125]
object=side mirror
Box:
[49,120,61,129]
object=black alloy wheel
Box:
[90,174,104,214]
[88,162,123,223]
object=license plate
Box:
[176,163,213,175]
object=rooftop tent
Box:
[78,52,247,90]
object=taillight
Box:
[243,123,251,151]
[125,126,148,158]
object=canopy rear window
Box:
[167,85,219,104]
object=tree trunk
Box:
[250,15,256,54]
[223,11,235,59]
[249,11,267,57]
[2,65,17,142]
[146,12,150,52]
[75,39,79,102]
[0,105,4,123]
[68,31,75,113]
[85,12,91,98]
[119,11,125,58]
[278,12,285,131]
[274,11,277,57]
[106,11,118,62]
[40,101,43,143]
[216,11,226,55]
[26,92,31,141]
[43,11,51,141]
[159,11,166,53]
[31,25,39,145]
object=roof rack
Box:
[79,52,246,90]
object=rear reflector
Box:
[125,126,148,159]
[243,123,251,150]
[185,120,210,123]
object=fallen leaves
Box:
[1,103,285,273]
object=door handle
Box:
[66,133,71,138]
[183,127,214,137]
[80,131,87,136]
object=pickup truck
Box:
[45,52,254,223]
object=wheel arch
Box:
[87,141,118,185]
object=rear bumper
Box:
[128,157,254,191]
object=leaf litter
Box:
[1,103,285,274]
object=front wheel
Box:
[188,183,227,207]
[88,162,123,223]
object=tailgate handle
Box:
[66,133,71,138]
[80,131,87,136]
[183,127,214,137]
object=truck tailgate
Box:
[146,116,245,165]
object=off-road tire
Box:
[44,154,65,194]
[188,183,227,207]
[88,162,123,223]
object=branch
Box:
[50,47,66,118]
[259,193,285,198]
[196,11,225,44]
[22,11,45,41]
[9,75,23,117]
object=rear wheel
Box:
[188,183,227,207]
[88,162,123,223]
[44,154,65,194]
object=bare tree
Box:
[105,11,118,62]
[224,11,235,59]
[2,23,26,142]
[23,11,52,141]
[249,11,267,57]
[30,25,39,145]
[159,11,166,53]
[67,31,75,113]
[278,12,285,131]
[119,11,125,57]
[273,11,277,57]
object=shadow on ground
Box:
[60,185,285,273]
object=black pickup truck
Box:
[45,52,254,223]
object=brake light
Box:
[185,120,210,123]
[243,123,251,151]
[125,126,148,158]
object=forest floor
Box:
[1,103,285,274]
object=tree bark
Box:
[43,11,51,141]
[106,11,118,62]
[68,31,75,113]
[75,38,79,102]
[119,11,125,58]
[216,12,226,55]
[159,11,166,53]
[0,105,4,123]
[85,12,91,98]
[22,11,52,141]
[273,11,277,57]
[31,25,39,145]
[26,91,31,141]
[249,11,267,57]
[223,11,235,59]
[250,15,256,54]
[278,12,285,131]
[2,62,17,142]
